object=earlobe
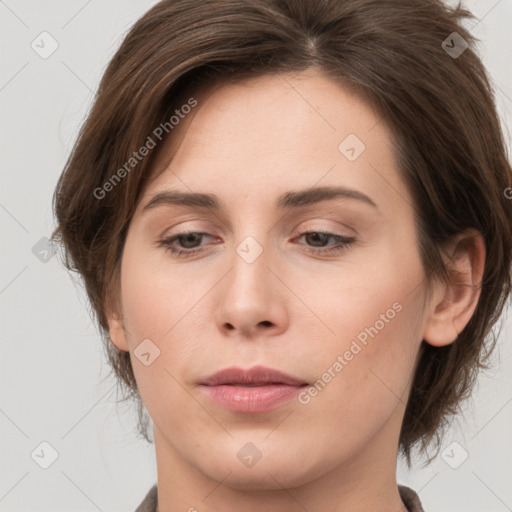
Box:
[423,229,486,347]
[107,311,130,352]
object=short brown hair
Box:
[52,0,512,465]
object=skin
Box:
[108,68,485,512]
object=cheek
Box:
[292,286,424,472]
[117,238,211,399]
[297,244,426,419]
[119,240,202,341]
[309,291,421,395]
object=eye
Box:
[158,230,356,258]
[295,231,356,254]
[159,232,215,257]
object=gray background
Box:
[1,1,511,511]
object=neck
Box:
[153,407,407,512]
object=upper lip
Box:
[200,365,308,386]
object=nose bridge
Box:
[227,204,272,283]
[215,229,288,338]
[227,232,270,307]
[235,233,266,266]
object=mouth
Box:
[223,382,289,387]
[199,365,308,387]
[199,365,308,413]
[199,383,307,413]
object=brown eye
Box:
[176,232,204,249]
[296,231,356,254]
[159,232,214,257]
[304,232,330,247]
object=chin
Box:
[198,448,319,491]
[216,466,305,492]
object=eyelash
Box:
[158,231,356,258]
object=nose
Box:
[215,239,289,339]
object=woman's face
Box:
[109,69,435,490]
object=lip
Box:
[199,365,308,386]
[199,365,308,413]
[200,384,306,413]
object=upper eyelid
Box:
[159,217,357,235]
[162,227,352,238]
[162,230,354,246]
[146,204,371,235]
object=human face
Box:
[109,69,431,494]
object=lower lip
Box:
[200,384,305,413]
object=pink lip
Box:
[200,365,307,386]
[200,384,305,412]
[199,365,308,413]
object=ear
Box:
[423,229,486,347]
[106,308,130,352]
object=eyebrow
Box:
[142,185,379,212]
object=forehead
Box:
[140,70,411,216]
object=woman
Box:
[52,0,512,510]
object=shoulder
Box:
[134,484,158,512]
[398,484,425,512]
[134,483,424,511]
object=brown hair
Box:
[52,0,512,465]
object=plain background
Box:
[1,1,511,511]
